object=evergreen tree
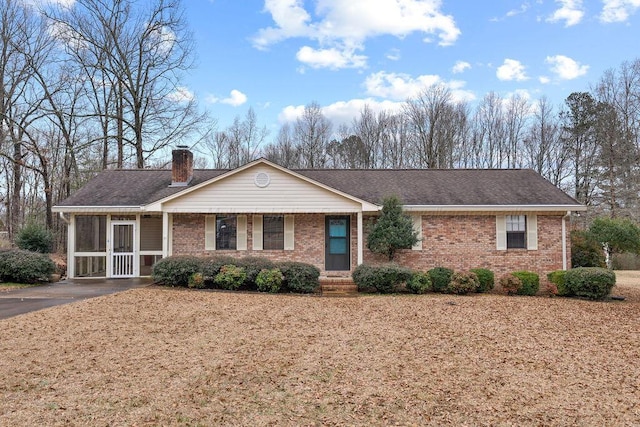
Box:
[367,196,420,261]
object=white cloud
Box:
[539,76,551,84]
[26,0,75,8]
[206,89,248,107]
[296,46,367,69]
[253,0,461,69]
[167,87,194,103]
[386,48,401,61]
[452,60,471,74]
[547,0,585,26]
[545,55,589,80]
[496,59,528,81]
[600,0,640,22]
[364,71,475,102]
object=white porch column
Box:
[162,211,169,258]
[68,214,75,279]
[357,211,363,265]
[562,211,569,270]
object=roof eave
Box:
[52,206,144,213]
[403,204,587,212]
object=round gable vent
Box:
[255,172,270,188]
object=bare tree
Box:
[294,102,332,168]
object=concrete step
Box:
[319,278,358,297]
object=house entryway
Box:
[325,215,350,271]
[111,221,136,278]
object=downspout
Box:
[58,211,70,224]
[562,211,570,270]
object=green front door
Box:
[325,216,350,271]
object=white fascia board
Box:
[162,207,371,214]
[402,204,587,212]
[52,206,143,213]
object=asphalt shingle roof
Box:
[55,167,581,208]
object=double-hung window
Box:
[263,215,284,250]
[506,215,527,249]
[216,215,237,250]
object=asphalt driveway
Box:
[0,278,153,320]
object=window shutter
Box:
[496,216,507,251]
[253,215,263,250]
[411,214,422,251]
[527,214,538,250]
[205,215,216,250]
[237,215,247,250]
[284,215,295,250]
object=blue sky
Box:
[179,0,640,133]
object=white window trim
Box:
[496,214,537,251]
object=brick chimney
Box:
[171,146,193,186]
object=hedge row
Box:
[547,267,616,300]
[0,249,56,284]
[352,264,496,295]
[152,255,320,294]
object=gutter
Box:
[58,211,71,224]
[562,211,570,270]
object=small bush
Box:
[565,267,616,300]
[152,256,203,287]
[278,261,320,293]
[236,256,276,289]
[428,267,454,293]
[188,272,205,289]
[0,249,56,284]
[214,264,247,290]
[201,255,238,287]
[15,223,54,253]
[499,273,522,295]
[470,268,494,293]
[256,268,284,293]
[547,270,570,296]
[407,272,432,294]
[512,271,540,296]
[446,271,479,295]
[352,263,413,293]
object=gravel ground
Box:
[1,273,639,426]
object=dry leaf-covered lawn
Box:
[1,273,639,426]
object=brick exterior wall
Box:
[171,212,569,279]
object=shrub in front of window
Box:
[547,270,570,296]
[470,268,495,293]
[214,265,247,290]
[0,249,56,284]
[446,271,480,295]
[152,255,203,287]
[564,267,616,300]
[511,271,540,296]
[277,261,320,293]
[256,268,284,293]
[499,273,522,295]
[201,255,238,287]
[15,223,54,253]
[236,256,276,289]
[188,272,206,289]
[352,263,413,294]
[427,267,454,293]
[406,271,432,294]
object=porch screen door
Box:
[111,221,136,277]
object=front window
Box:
[506,215,526,249]
[263,216,284,250]
[216,215,237,250]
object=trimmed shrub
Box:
[214,265,247,290]
[0,249,55,284]
[278,261,320,293]
[201,255,238,287]
[188,272,206,289]
[352,264,377,292]
[407,272,432,294]
[352,263,413,294]
[446,271,479,295]
[236,256,276,289]
[15,223,54,253]
[152,255,203,287]
[256,268,284,293]
[512,271,540,296]
[428,267,453,293]
[565,267,616,300]
[499,273,522,295]
[470,268,494,293]
[547,270,570,296]
[571,230,606,268]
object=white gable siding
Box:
[163,164,362,213]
